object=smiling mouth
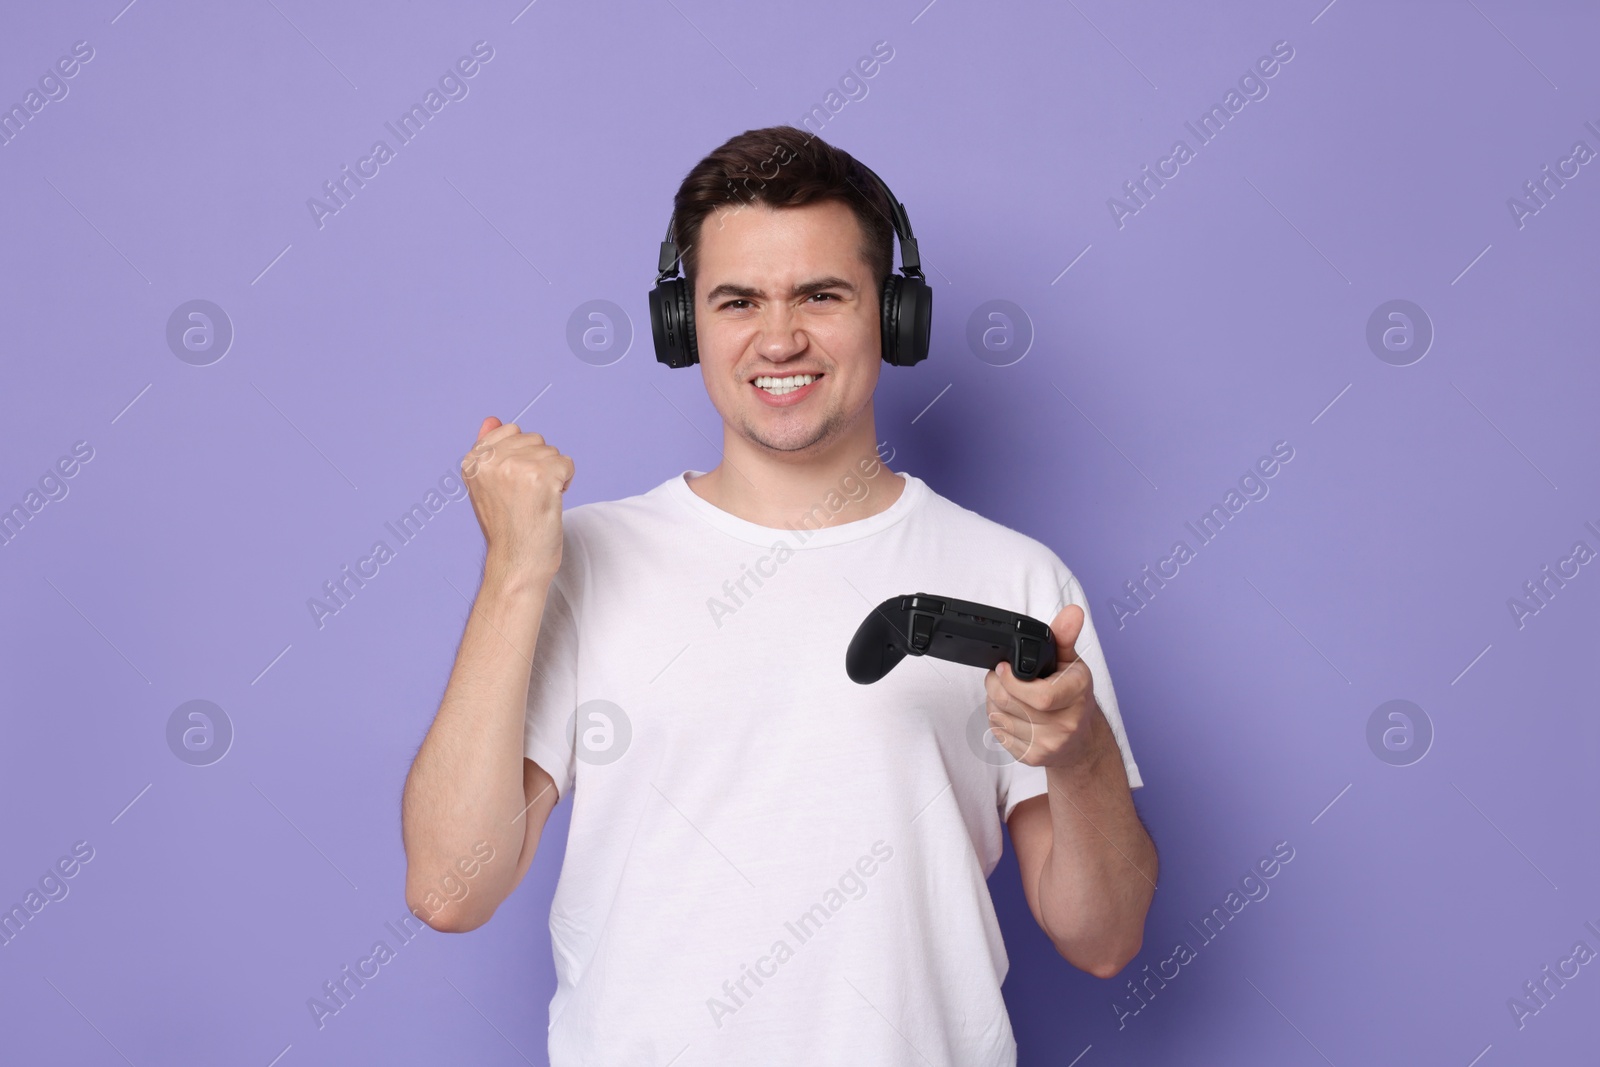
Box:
[752,373,821,396]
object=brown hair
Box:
[668,125,896,301]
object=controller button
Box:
[910,612,935,651]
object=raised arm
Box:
[400,417,574,932]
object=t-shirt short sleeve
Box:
[1000,562,1144,822]
[523,541,584,801]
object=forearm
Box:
[1035,707,1157,977]
[401,560,554,928]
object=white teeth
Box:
[754,374,816,395]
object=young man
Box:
[401,126,1157,1066]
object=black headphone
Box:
[649,162,932,369]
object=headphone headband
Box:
[656,163,920,283]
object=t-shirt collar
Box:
[664,467,925,548]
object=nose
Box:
[754,302,805,362]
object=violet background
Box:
[2,0,1597,1064]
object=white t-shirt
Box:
[523,466,1142,1066]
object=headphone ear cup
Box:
[880,275,932,367]
[879,276,900,365]
[677,279,699,367]
[650,277,699,368]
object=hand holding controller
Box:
[846,593,1058,684]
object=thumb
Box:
[477,416,502,442]
[1047,602,1086,670]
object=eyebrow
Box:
[703,276,858,305]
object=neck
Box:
[687,415,903,529]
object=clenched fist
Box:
[461,416,575,581]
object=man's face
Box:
[691,199,881,456]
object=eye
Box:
[720,299,752,310]
[808,292,839,302]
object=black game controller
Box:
[846,593,1058,684]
